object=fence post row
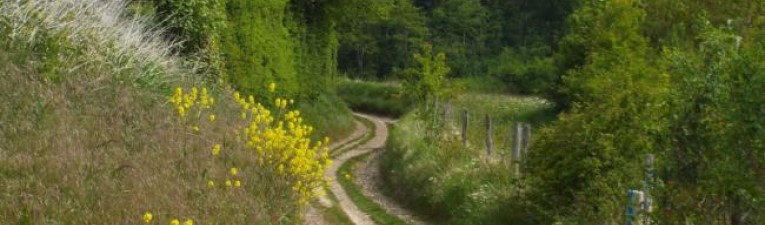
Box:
[485,115,493,157]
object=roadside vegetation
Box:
[377,0,765,224]
[0,0,337,224]
[381,94,555,225]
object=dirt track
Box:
[305,113,426,225]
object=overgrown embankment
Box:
[0,1,335,224]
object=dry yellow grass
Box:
[0,56,286,223]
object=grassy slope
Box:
[380,93,556,225]
[0,1,347,224]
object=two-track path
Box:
[305,113,427,225]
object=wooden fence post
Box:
[522,123,532,156]
[442,99,451,124]
[485,115,493,157]
[432,95,439,126]
[512,122,523,178]
[424,97,430,112]
[644,154,654,213]
[462,108,469,147]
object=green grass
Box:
[298,93,355,141]
[380,93,556,225]
[337,153,411,225]
[336,79,413,118]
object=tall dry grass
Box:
[1,0,183,87]
[0,0,303,224]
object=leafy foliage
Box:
[403,43,451,102]
[527,0,765,223]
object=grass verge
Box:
[298,93,355,141]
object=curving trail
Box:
[304,118,366,225]
[306,113,427,225]
[323,113,388,225]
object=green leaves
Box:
[403,43,451,103]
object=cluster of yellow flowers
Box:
[143,212,193,225]
[169,87,215,119]
[218,167,242,188]
[232,83,332,207]
[146,82,331,223]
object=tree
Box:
[404,43,450,103]
[429,0,494,77]
[657,26,765,223]
[527,0,668,223]
[336,0,428,79]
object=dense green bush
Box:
[486,46,557,95]
[527,0,765,223]
[654,28,765,223]
[141,0,355,139]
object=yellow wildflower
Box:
[192,126,200,132]
[268,82,276,92]
[207,180,215,188]
[184,219,193,225]
[208,114,215,122]
[344,173,351,180]
[170,219,180,225]
[143,212,153,223]
[212,144,221,156]
[234,180,241,187]
[177,106,186,117]
[229,167,238,176]
[225,180,232,187]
